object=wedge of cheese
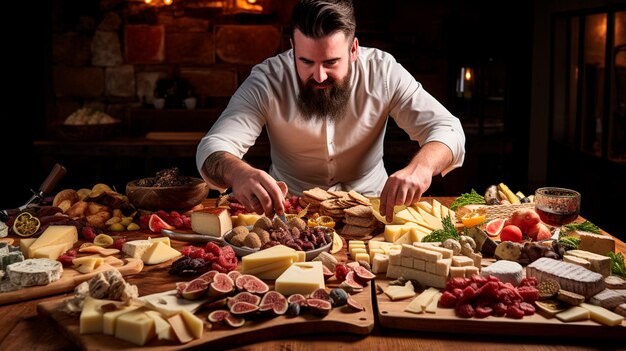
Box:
[141,241,181,265]
[27,225,77,258]
[72,256,105,274]
[144,310,176,341]
[191,207,232,237]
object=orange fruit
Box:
[461,210,486,228]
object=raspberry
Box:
[81,226,97,240]
[112,238,126,250]
[335,264,349,282]
[169,211,181,219]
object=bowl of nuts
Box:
[223,216,333,259]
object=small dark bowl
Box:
[126,177,209,211]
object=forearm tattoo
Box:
[203,151,228,188]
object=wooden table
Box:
[1,198,624,351]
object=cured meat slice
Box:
[526,257,604,299]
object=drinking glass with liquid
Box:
[534,187,581,226]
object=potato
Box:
[66,201,89,218]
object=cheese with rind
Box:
[27,225,77,258]
[191,207,232,237]
[141,242,181,265]
[7,258,63,286]
[580,302,625,326]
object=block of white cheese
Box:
[481,260,523,286]
[115,309,156,346]
[7,258,63,287]
[32,242,73,260]
[27,225,77,258]
[275,261,325,296]
[102,302,142,335]
[140,290,209,317]
[191,207,232,237]
[122,240,153,259]
[141,242,181,265]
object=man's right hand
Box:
[201,151,285,218]
[231,167,286,218]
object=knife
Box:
[0,163,67,221]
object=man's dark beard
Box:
[296,66,352,123]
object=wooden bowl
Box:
[125,177,210,211]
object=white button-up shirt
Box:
[196,47,465,196]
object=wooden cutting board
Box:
[376,277,625,339]
[0,258,143,305]
[37,279,375,350]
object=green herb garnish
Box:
[450,189,485,211]
[608,252,626,278]
[563,220,601,234]
[423,216,459,242]
[558,235,581,251]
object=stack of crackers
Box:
[299,188,382,239]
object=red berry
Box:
[81,226,97,240]
[57,254,75,267]
[335,264,349,282]
[112,238,126,250]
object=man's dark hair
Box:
[291,0,356,41]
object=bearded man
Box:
[196,0,465,222]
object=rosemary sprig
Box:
[450,189,485,211]
[608,252,626,278]
[563,220,601,234]
[422,216,459,242]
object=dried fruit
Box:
[148,213,175,233]
[259,291,288,315]
[182,278,209,300]
[12,212,40,237]
[230,301,260,315]
[227,292,261,309]
[329,288,349,307]
[235,274,269,294]
[210,273,234,296]
[93,233,114,247]
[306,298,332,316]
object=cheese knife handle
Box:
[39,163,67,195]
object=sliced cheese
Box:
[141,241,181,265]
[241,245,296,272]
[179,309,204,339]
[425,292,442,313]
[72,256,105,274]
[568,230,615,256]
[27,225,77,258]
[32,241,73,260]
[405,287,439,314]
[416,207,443,230]
[556,306,590,322]
[275,261,325,296]
[580,302,625,326]
[371,253,389,274]
[19,238,37,255]
[148,236,171,247]
[115,309,156,346]
[144,310,176,341]
[383,281,415,301]
[167,313,194,344]
[431,199,442,219]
